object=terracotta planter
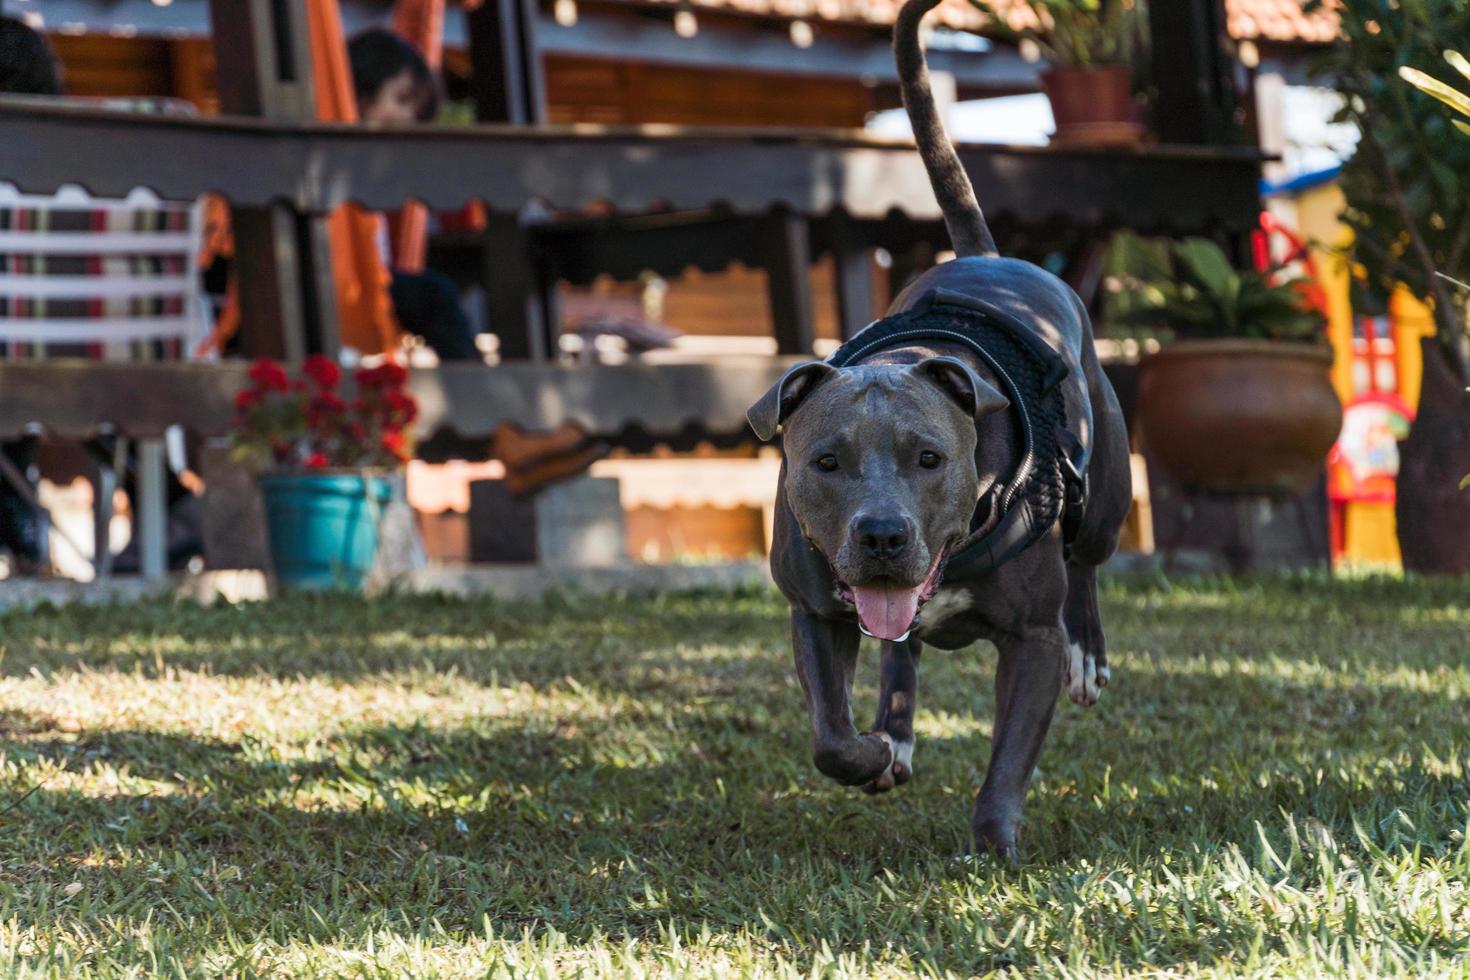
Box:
[1136,339,1343,495]
[1041,65,1145,146]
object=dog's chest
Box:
[923,586,973,627]
[917,584,1016,648]
[916,588,980,649]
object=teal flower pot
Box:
[258,473,393,591]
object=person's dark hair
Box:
[347,28,438,122]
[0,16,62,96]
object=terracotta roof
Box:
[1224,0,1340,45]
[609,0,1338,45]
[613,0,992,32]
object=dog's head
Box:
[749,357,1008,639]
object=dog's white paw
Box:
[862,731,914,794]
[1065,642,1104,707]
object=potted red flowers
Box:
[233,356,418,590]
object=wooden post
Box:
[467,0,552,360]
[887,240,937,304]
[483,212,554,361]
[207,0,316,119]
[467,0,547,125]
[1148,0,1241,146]
[828,215,876,340]
[209,0,339,361]
[761,208,816,356]
[228,206,309,362]
[136,438,167,581]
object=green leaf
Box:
[1173,239,1237,298]
[1447,50,1470,84]
[1400,66,1470,119]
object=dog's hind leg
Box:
[791,609,896,786]
[863,635,921,795]
[1062,563,1108,707]
[971,625,1066,861]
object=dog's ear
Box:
[747,361,838,442]
[911,355,1008,419]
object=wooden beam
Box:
[3,102,1267,232]
[0,359,800,442]
[761,209,816,356]
[467,0,547,124]
[1148,0,1241,145]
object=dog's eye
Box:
[919,451,942,469]
[815,454,839,472]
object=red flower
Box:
[379,362,409,387]
[248,358,290,392]
[233,358,413,472]
[306,392,347,428]
[302,354,341,390]
[382,389,418,426]
[1289,278,1329,321]
[357,362,409,389]
[380,428,408,462]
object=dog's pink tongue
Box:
[852,586,921,641]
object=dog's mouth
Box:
[835,548,947,642]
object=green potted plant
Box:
[1309,0,1470,573]
[1105,234,1342,494]
[970,0,1148,146]
[232,356,417,591]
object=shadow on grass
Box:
[3,576,1470,970]
[11,714,1470,975]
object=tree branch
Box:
[1445,207,1470,276]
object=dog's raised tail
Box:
[894,0,997,257]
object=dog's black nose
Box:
[855,516,911,560]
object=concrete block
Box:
[470,476,627,566]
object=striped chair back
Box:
[0,183,209,361]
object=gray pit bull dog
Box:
[747,0,1132,861]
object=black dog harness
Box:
[826,288,1088,578]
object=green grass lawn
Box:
[1,575,1468,978]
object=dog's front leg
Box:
[971,625,1066,862]
[862,635,920,795]
[791,608,894,786]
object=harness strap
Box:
[826,291,1088,578]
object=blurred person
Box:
[0,14,60,94]
[0,16,61,570]
[348,28,482,362]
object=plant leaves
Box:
[1447,50,1470,84]
[1173,239,1237,299]
[1400,66,1470,120]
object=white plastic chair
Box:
[0,182,211,579]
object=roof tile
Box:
[596,0,1339,45]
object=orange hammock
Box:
[203,0,454,357]
[387,0,444,274]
